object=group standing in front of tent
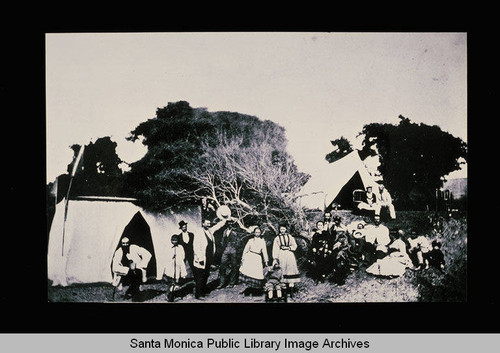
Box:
[111,188,446,302]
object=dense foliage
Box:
[326,115,467,210]
[124,101,309,229]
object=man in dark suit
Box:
[216,219,243,289]
[177,220,195,275]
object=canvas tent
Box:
[298,151,381,210]
[48,196,201,286]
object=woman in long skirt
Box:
[239,226,269,296]
[272,223,300,297]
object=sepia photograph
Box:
[45,32,467,305]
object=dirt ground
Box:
[47,211,467,304]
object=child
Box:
[264,260,287,303]
[407,231,432,270]
[427,240,446,271]
[163,234,187,302]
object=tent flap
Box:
[298,151,380,210]
[48,199,201,286]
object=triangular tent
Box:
[298,151,380,210]
[48,197,201,286]
[115,211,157,279]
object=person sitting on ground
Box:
[163,234,187,302]
[407,230,432,270]
[368,215,391,248]
[112,237,152,300]
[362,215,390,265]
[366,229,414,278]
[345,224,365,271]
[264,259,287,302]
[332,215,348,234]
[427,240,445,272]
[330,234,351,286]
[378,184,396,220]
[357,185,381,216]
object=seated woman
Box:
[366,230,412,278]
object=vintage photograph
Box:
[46,32,467,304]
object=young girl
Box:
[272,223,300,297]
[163,234,187,301]
[264,259,287,302]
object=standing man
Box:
[192,217,230,299]
[177,220,195,275]
[216,219,242,289]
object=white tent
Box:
[48,197,201,286]
[298,151,380,210]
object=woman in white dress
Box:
[239,226,269,296]
[366,230,412,277]
[272,224,300,296]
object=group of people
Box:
[307,211,446,284]
[110,211,302,302]
[357,184,396,220]
[110,202,445,302]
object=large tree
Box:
[125,101,309,229]
[69,136,126,197]
[356,115,467,210]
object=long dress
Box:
[366,238,412,277]
[272,233,300,284]
[163,244,187,283]
[239,237,269,288]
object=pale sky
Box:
[45,32,467,183]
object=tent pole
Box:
[61,177,73,256]
[61,145,85,256]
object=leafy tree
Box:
[325,136,353,163]
[357,115,467,210]
[125,101,309,229]
[67,137,127,197]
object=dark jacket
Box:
[178,231,195,264]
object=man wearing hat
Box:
[216,219,243,289]
[177,220,195,274]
